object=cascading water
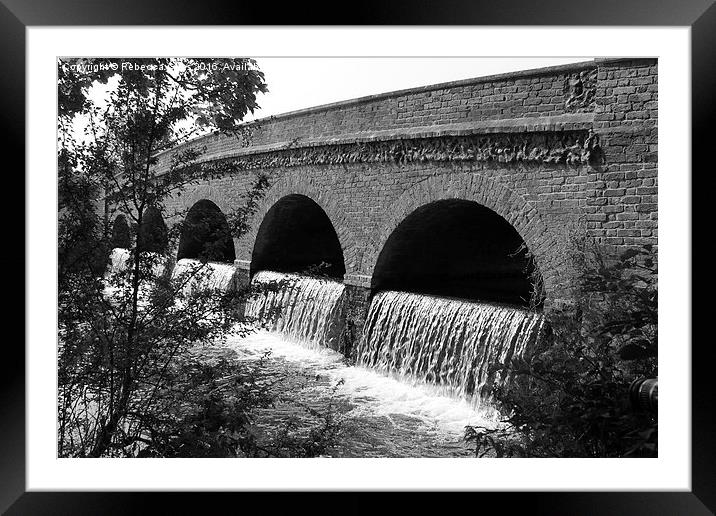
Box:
[106,247,167,278]
[355,290,544,406]
[246,270,346,349]
[173,266,543,455]
[107,247,130,274]
[172,258,237,294]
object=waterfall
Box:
[172,258,237,294]
[355,290,543,405]
[246,270,346,349]
[106,248,167,278]
[108,247,130,274]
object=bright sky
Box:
[245,57,594,121]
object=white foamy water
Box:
[100,264,539,456]
[226,330,498,454]
[357,291,544,406]
[246,271,345,349]
[106,247,168,278]
[172,258,237,294]
[240,271,542,449]
[108,247,131,274]
[103,253,235,312]
[104,248,173,304]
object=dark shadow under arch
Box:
[251,194,345,279]
[138,206,168,253]
[372,199,542,308]
[177,200,235,263]
[111,214,131,249]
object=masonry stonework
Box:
[156,58,657,312]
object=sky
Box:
[244,57,594,121]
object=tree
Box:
[57,58,272,457]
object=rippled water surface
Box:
[226,330,501,458]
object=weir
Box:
[246,271,346,349]
[108,247,130,274]
[356,291,543,404]
[111,249,544,408]
[246,269,543,406]
[107,247,169,278]
[172,258,237,294]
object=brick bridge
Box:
[143,58,657,314]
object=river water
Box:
[105,252,540,457]
[224,330,497,457]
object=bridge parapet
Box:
[154,60,602,173]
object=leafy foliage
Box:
[57,58,277,457]
[466,241,658,458]
[67,342,344,459]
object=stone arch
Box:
[173,183,233,219]
[237,170,358,275]
[364,172,564,305]
[137,206,168,253]
[169,183,237,260]
[111,214,131,249]
[177,199,236,263]
[250,194,346,279]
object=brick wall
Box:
[157,58,658,308]
[590,58,658,251]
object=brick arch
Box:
[165,184,237,259]
[174,184,233,217]
[237,170,359,274]
[110,213,132,248]
[363,172,565,304]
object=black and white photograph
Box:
[56,55,659,460]
[3,11,706,509]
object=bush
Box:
[91,343,343,458]
[126,345,275,458]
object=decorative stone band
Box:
[219,131,600,168]
[344,273,373,288]
[154,113,603,175]
[234,259,251,271]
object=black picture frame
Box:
[3,1,710,513]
